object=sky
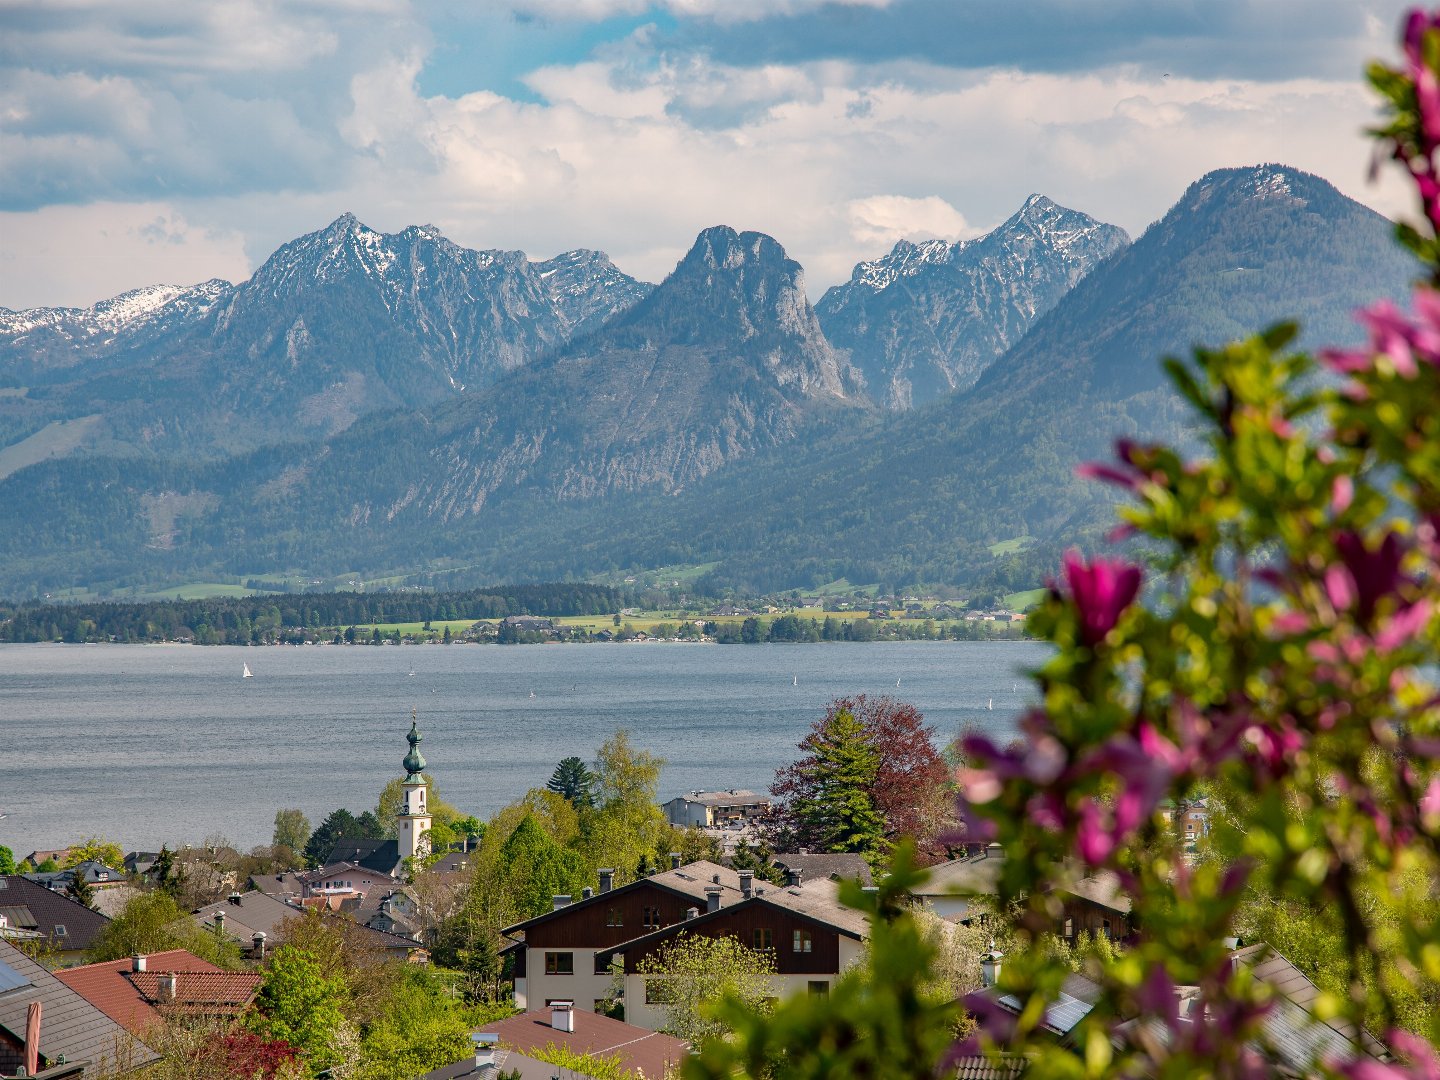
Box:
[0,0,1420,310]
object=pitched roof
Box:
[193,892,424,953]
[0,875,111,952]
[602,877,869,962]
[917,848,1006,897]
[1232,944,1390,1063]
[324,838,402,876]
[0,939,157,1071]
[669,790,769,806]
[1053,872,1131,915]
[772,853,873,885]
[503,861,747,936]
[951,1054,1027,1079]
[55,950,259,1034]
[481,1007,687,1079]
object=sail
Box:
[242,663,253,679]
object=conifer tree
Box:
[781,707,887,863]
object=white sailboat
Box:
[793,675,798,686]
[242,663,253,679]
[987,698,993,710]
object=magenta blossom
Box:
[1063,550,1143,647]
[1328,531,1409,625]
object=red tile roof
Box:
[55,950,259,1034]
[482,1008,687,1079]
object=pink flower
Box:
[1330,531,1408,625]
[1063,550,1143,646]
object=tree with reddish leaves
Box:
[770,695,953,862]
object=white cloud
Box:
[0,3,1416,309]
[0,203,251,310]
[845,195,973,247]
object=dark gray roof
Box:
[0,939,156,1072]
[772,853,873,885]
[193,892,423,953]
[0,876,111,952]
[421,1047,592,1079]
[325,838,402,876]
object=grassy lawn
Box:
[143,583,267,600]
[0,414,103,480]
[1003,588,1046,611]
[348,619,479,637]
[988,536,1035,556]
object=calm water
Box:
[0,641,1046,853]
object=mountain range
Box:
[0,164,1416,598]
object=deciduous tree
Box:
[771,706,886,864]
[271,809,310,855]
[637,932,778,1046]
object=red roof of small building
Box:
[482,1007,687,1078]
[55,950,261,1034]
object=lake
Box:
[0,640,1046,854]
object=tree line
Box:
[0,582,627,644]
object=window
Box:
[1102,919,1112,940]
[643,906,663,930]
[544,952,574,976]
[793,930,812,954]
[606,908,624,927]
[54,925,67,938]
[644,978,670,1004]
[1063,918,1073,939]
[594,952,613,975]
[808,981,829,997]
[753,928,773,950]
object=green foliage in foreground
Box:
[685,846,958,1079]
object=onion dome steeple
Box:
[403,711,426,779]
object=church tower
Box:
[397,713,432,861]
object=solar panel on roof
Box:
[1046,992,1093,1034]
[0,958,31,994]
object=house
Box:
[910,846,1006,921]
[1052,872,1133,944]
[480,1003,686,1078]
[322,837,406,878]
[192,890,428,963]
[0,939,157,1075]
[23,862,126,894]
[20,850,70,870]
[600,873,869,1031]
[55,951,261,1036]
[503,860,750,1014]
[0,876,111,965]
[294,862,403,902]
[122,852,161,880]
[501,616,554,632]
[662,790,772,828]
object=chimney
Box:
[739,870,754,898]
[252,931,266,960]
[157,972,178,1003]
[980,942,1004,988]
[669,852,682,870]
[132,954,147,973]
[598,869,614,894]
[553,895,572,911]
[705,886,722,913]
[551,1000,575,1033]
[582,886,594,900]
[686,906,699,920]
[227,892,243,906]
[214,909,226,932]
[471,1032,499,1069]
[785,867,802,888]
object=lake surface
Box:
[0,641,1046,853]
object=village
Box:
[1,709,1394,1080]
